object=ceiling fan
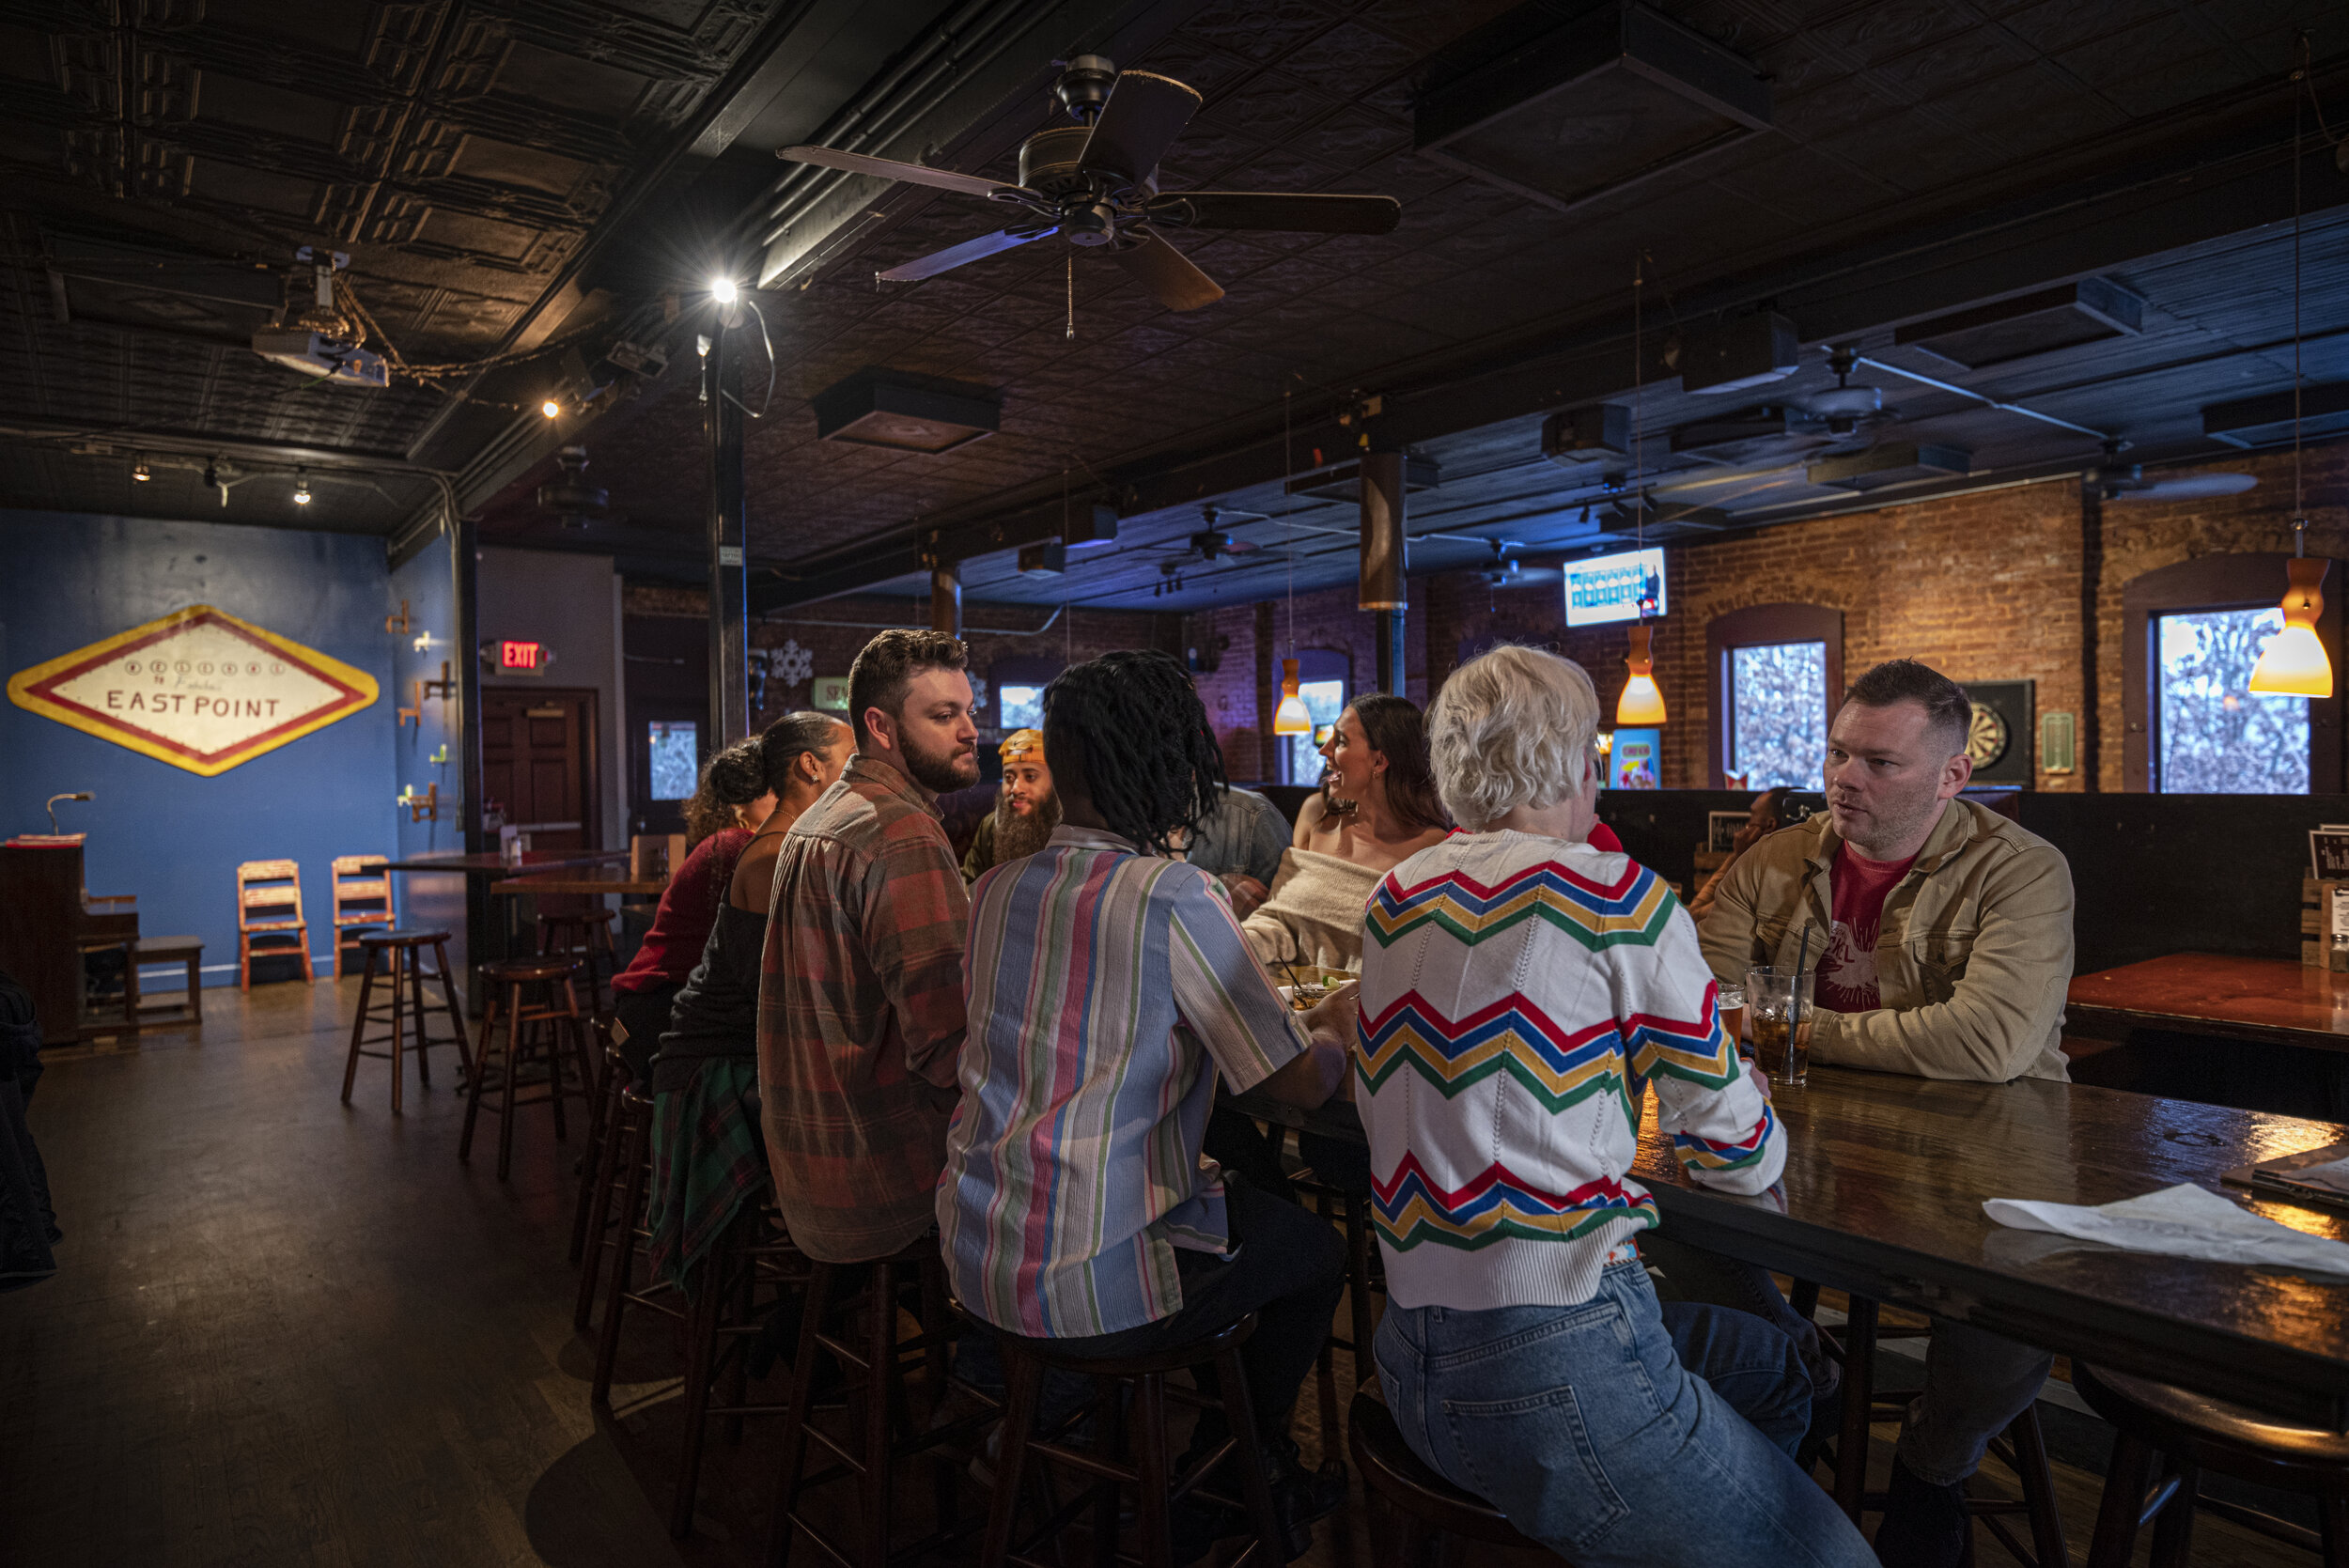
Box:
[1475,539,1562,588]
[2088,441,2256,504]
[775,55,1401,313]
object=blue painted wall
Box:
[0,509,399,989]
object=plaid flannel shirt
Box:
[757,754,969,1263]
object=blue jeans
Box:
[1374,1261,1875,1568]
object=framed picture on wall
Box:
[1960,680,2036,785]
[1610,728,1660,790]
[812,675,850,712]
[1707,811,1748,853]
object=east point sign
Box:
[8,605,379,776]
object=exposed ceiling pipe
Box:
[1853,353,2111,441]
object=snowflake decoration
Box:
[969,675,988,712]
[775,639,814,687]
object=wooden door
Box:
[481,689,598,853]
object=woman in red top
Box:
[610,741,771,1078]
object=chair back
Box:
[332,855,394,927]
[237,860,305,932]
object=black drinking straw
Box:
[1791,925,1812,1036]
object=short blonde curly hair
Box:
[1427,644,1599,831]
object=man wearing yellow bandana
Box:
[962,728,1061,880]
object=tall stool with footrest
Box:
[460,957,596,1179]
[340,929,467,1112]
[1810,1289,2069,1566]
[1346,1389,1548,1567]
[2074,1360,2349,1566]
[537,907,618,1014]
[966,1305,1291,1568]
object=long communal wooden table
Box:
[2067,951,2349,1054]
[1231,1066,2349,1430]
[488,866,667,897]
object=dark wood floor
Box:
[0,980,2305,1567]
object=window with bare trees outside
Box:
[1730,642,1828,789]
[2155,608,2310,794]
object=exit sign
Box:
[483,639,552,675]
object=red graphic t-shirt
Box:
[1816,846,1918,1012]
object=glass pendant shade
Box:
[2248,555,2334,698]
[1616,623,1668,725]
[1273,657,1314,734]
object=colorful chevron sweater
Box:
[1359,830,1785,1310]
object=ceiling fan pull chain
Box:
[1066,251,1076,341]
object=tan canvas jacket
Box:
[1697,797,2074,1083]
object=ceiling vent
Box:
[1894,278,2144,370]
[1542,404,1629,465]
[2202,383,2349,448]
[1679,312,1800,395]
[1017,541,1066,577]
[1807,443,1970,490]
[1414,1,1769,214]
[812,370,1000,454]
[1669,404,1828,464]
[1285,455,1440,502]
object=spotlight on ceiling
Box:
[541,398,562,419]
[132,458,151,482]
[293,470,312,505]
[709,277,739,305]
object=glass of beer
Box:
[1745,965,1815,1087]
[1718,983,1747,1052]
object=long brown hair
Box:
[1348,693,1448,833]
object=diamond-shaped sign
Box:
[8,605,380,776]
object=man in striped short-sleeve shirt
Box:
[938,650,1355,1558]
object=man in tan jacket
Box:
[1692,658,2076,1568]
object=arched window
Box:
[1705,604,1843,790]
[2121,554,2342,793]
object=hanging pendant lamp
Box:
[2248,51,2335,701]
[1617,623,1667,725]
[2248,543,2332,696]
[1273,657,1314,733]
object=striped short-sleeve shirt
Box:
[938,825,1313,1338]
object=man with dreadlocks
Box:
[960,728,1059,880]
[939,649,1356,1563]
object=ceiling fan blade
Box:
[775,145,1013,198]
[1079,71,1201,184]
[1109,226,1223,312]
[877,226,1059,283]
[2112,472,2259,502]
[1149,191,1401,234]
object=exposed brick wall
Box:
[1418,442,2349,792]
[1185,579,1434,782]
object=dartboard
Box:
[1967,702,2009,768]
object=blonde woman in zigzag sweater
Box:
[1356,644,1873,1568]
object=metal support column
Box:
[454,513,494,995]
[930,563,963,639]
[706,315,750,746]
[1361,450,1408,697]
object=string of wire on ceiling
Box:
[1274,376,1313,735]
[1617,254,1668,727]
[2248,32,2333,698]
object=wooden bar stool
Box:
[460,957,596,1179]
[666,1203,807,1538]
[537,908,617,1013]
[1817,1293,2069,1567]
[768,1239,975,1568]
[1295,1161,1379,1568]
[340,930,467,1114]
[1346,1390,1551,1566]
[123,935,204,1033]
[591,1084,664,1403]
[569,1030,630,1280]
[2073,1361,2349,1566]
[969,1308,1289,1568]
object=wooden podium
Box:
[0,843,139,1045]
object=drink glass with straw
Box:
[1746,926,1815,1088]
